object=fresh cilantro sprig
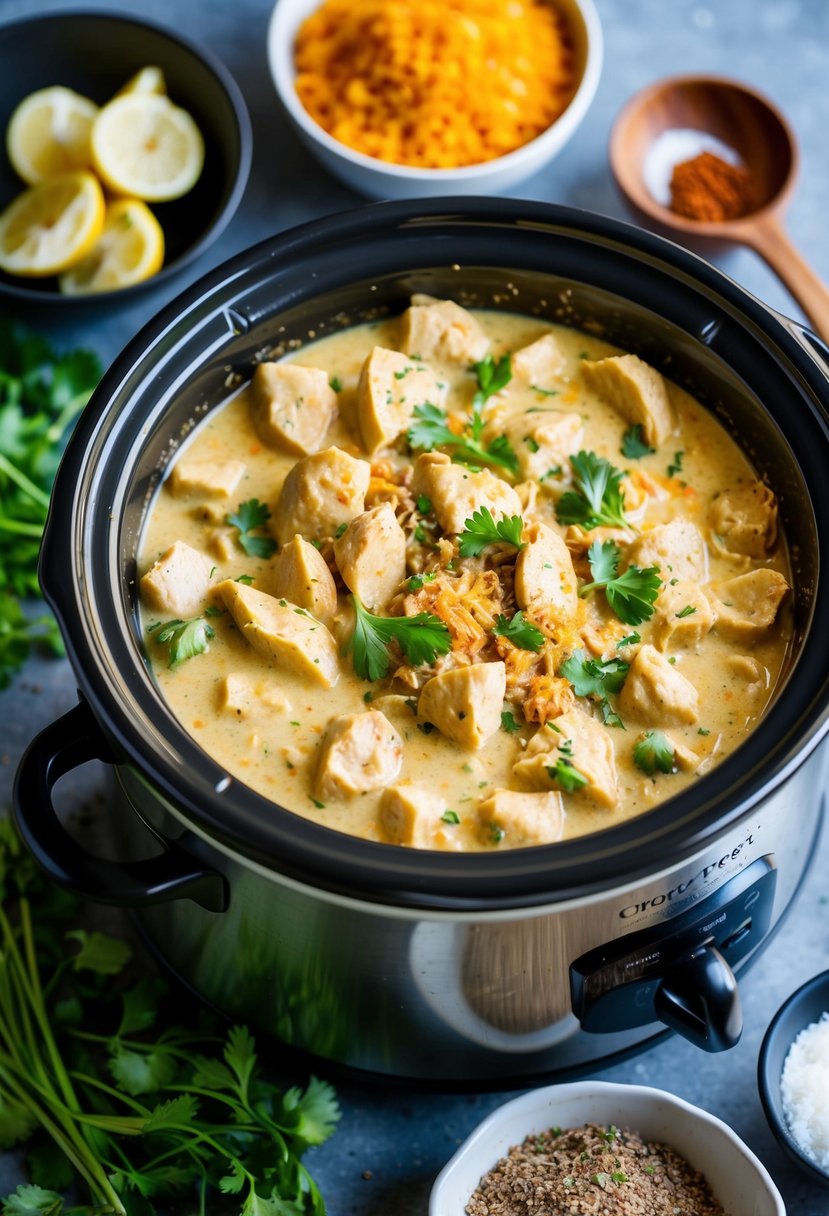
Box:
[0,321,101,687]
[633,729,676,775]
[0,818,339,1216]
[621,424,654,459]
[493,610,545,652]
[349,594,451,681]
[578,539,661,626]
[559,648,629,697]
[471,353,512,419]
[458,506,525,557]
[407,400,519,474]
[555,450,631,530]
[148,615,215,668]
[226,498,277,559]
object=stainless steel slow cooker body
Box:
[15,200,829,1083]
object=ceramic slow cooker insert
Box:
[14,201,829,1083]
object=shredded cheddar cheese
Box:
[294,0,576,169]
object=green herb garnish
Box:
[226,498,277,559]
[676,604,697,618]
[560,648,629,698]
[578,539,661,625]
[348,595,451,681]
[667,450,685,478]
[547,758,588,793]
[616,631,641,649]
[329,375,342,392]
[407,400,519,474]
[149,615,215,668]
[458,506,525,557]
[621,424,654,459]
[633,730,676,775]
[555,450,631,530]
[501,710,521,733]
[493,610,544,652]
[334,522,348,539]
[407,571,437,592]
[441,810,460,824]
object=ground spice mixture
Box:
[465,1121,728,1216]
[669,150,755,222]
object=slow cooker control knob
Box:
[654,944,742,1052]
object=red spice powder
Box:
[669,150,755,222]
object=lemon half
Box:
[59,198,165,295]
[91,93,204,201]
[0,171,105,277]
[6,86,98,184]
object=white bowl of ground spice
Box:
[430,1081,785,1216]
[266,0,603,199]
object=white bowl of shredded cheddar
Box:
[430,1081,785,1216]
[267,0,603,198]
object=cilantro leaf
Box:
[349,595,451,681]
[547,758,588,793]
[407,401,519,474]
[224,1024,256,1101]
[579,540,661,626]
[109,1046,176,1096]
[1,1185,63,1216]
[65,930,131,975]
[407,571,436,592]
[227,498,277,559]
[472,353,512,412]
[559,649,629,697]
[667,450,685,478]
[621,424,654,459]
[501,710,521,733]
[458,506,525,557]
[289,1076,341,1147]
[141,1094,200,1133]
[600,698,625,729]
[493,611,545,652]
[633,730,676,775]
[150,615,215,668]
[676,604,697,618]
[441,809,461,824]
[616,631,641,649]
[0,1096,36,1150]
[555,450,630,530]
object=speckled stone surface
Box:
[1,0,828,1212]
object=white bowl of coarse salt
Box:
[430,1081,785,1216]
[759,968,829,1189]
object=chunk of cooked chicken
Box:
[357,346,447,455]
[379,784,463,849]
[624,518,708,583]
[513,708,619,808]
[710,481,778,557]
[501,410,584,482]
[510,333,564,385]
[273,446,371,545]
[218,673,291,718]
[411,451,522,535]
[400,294,490,364]
[217,579,339,687]
[140,541,214,619]
[582,353,674,447]
[272,534,337,623]
[618,643,699,726]
[334,503,406,610]
[169,458,246,500]
[418,661,506,749]
[707,569,789,643]
[314,710,403,800]
[477,789,564,846]
[651,580,716,651]
[514,521,578,623]
[250,362,338,456]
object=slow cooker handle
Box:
[13,701,228,912]
[654,944,742,1053]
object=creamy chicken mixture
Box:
[138,296,791,851]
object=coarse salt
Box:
[781,1009,829,1168]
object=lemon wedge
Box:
[6,86,98,184]
[0,172,105,277]
[59,198,164,295]
[90,93,204,201]
[116,66,167,97]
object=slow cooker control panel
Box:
[570,856,776,1039]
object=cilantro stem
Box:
[44,387,94,444]
[0,452,50,510]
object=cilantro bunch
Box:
[0,819,338,1216]
[0,322,101,688]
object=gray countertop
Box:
[1,0,828,1212]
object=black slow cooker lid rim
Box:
[41,198,829,909]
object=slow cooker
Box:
[14,200,829,1084]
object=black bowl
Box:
[758,968,829,1188]
[0,10,252,303]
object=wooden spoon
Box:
[610,74,829,340]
